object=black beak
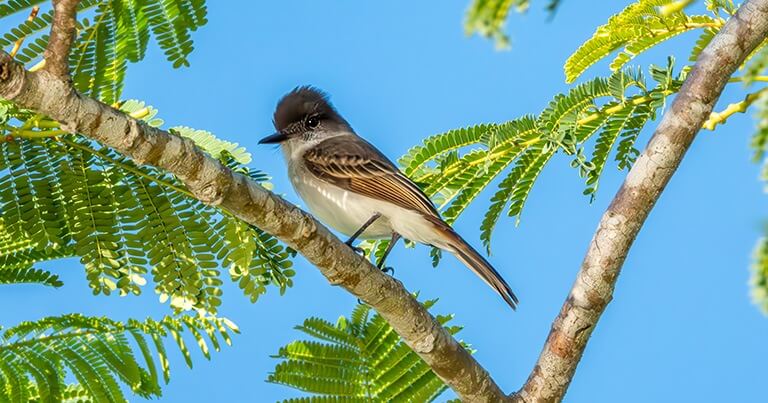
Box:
[258,132,288,144]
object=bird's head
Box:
[260,86,351,147]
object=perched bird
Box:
[260,86,518,309]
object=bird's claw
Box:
[347,244,366,256]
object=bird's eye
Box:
[306,116,320,129]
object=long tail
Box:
[429,219,518,309]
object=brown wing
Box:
[303,135,440,218]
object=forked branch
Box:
[512,0,768,401]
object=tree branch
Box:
[0,11,506,400]
[44,0,80,78]
[512,1,768,401]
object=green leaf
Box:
[2,0,207,103]
[0,100,294,313]
[0,313,235,402]
[0,267,62,287]
[564,0,722,82]
[269,300,462,402]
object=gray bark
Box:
[0,7,507,398]
[2,0,767,401]
[511,1,768,401]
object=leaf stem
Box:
[728,75,768,83]
[61,137,195,198]
[8,6,40,58]
[702,87,768,130]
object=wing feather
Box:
[303,136,440,218]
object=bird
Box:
[259,86,518,309]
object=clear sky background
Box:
[2,1,767,401]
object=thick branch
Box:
[513,1,768,401]
[0,58,507,403]
[44,0,79,78]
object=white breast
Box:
[288,163,393,239]
[287,162,443,246]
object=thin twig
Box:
[703,87,768,130]
[8,6,40,58]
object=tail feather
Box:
[450,241,518,310]
[420,214,518,309]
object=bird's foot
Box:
[380,266,395,276]
[347,243,366,257]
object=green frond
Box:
[112,0,151,63]
[60,141,134,296]
[584,103,637,197]
[0,244,75,276]
[1,0,207,103]
[399,124,496,177]
[171,126,251,164]
[608,15,716,73]
[295,318,358,348]
[143,0,196,68]
[751,93,768,162]
[538,75,612,134]
[464,0,528,49]
[564,0,722,82]
[479,146,542,252]
[269,301,461,402]
[218,216,296,303]
[615,105,653,170]
[506,147,554,223]
[0,267,62,287]
[743,42,768,85]
[0,0,47,18]
[440,118,539,224]
[70,3,126,105]
[0,313,236,403]
[0,140,69,252]
[280,398,368,403]
[750,233,768,314]
[705,0,737,16]
[118,99,164,126]
[0,101,294,313]
[402,65,673,253]
[689,27,717,62]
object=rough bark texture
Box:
[6,0,767,401]
[44,0,79,78]
[511,1,768,402]
[0,42,507,403]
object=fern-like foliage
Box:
[0,100,295,313]
[0,266,62,287]
[464,0,562,48]
[743,42,768,85]
[0,313,237,403]
[1,0,208,104]
[464,0,528,49]
[564,0,724,83]
[750,231,768,314]
[749,94,768,314]
[394,62,681,257]
[268,300,463,402]
[752,93,768,163]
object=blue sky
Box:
[3,1,767,401]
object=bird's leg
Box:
[376,233,401,276]
[345,213,381,255]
